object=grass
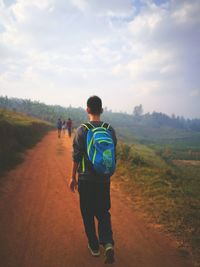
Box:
[114,142,200,266]
[0,108,52,174]
[116,126,200,149]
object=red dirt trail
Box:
[0,131,194,267]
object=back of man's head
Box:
[87,95,102,115]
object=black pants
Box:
[78,180,114,250]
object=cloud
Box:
[0,0,200,118]
[70,0,88,11]
[130,81,161,97]
[113,49,174,78]
[190,89,200,97]
[172,0,200,25]
[71,0,134,17]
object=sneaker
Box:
[88,244,100,257]
[104,243,115,264]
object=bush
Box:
[117,143,131,161]
[117,143,146,166]
[130,153,146,166]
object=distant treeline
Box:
[0,96,86,127]
[0,96,200,131]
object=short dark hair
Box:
[87,95,102,115]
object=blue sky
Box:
[0,0,200,118]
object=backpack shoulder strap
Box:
[101,122,110,130]
[80,122,94,173]
[81,122,95,131]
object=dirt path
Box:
[0,131,193,267]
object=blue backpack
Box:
[81,122,116,176]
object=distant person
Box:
[57,118,62,138]
[62,120,66,135]
[69,96,117,264]
[66,118,72,137]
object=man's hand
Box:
[70,161,79,192]
[69,178,78,192]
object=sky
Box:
[0,0,200,118]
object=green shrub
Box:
[117,143,131,161]
[130,153,146,166]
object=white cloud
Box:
[0,0,200,118]
[117,49,174,78]
[129,8,163,35]
[190,89,200,97]
[70,0,88,12]
[71,0,134,17]
[130,81,161,97]
[172,1,200,25]
[160,64,179,74]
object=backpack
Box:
[81,122,116,176]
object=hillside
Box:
[116,142,200,265]
[0,108,52,173]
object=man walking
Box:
[66,118,72,137]
[57,118,62,138]
[69,96,117,264]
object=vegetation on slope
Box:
[0,108,52,174]
[115,142,200,266]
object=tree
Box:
[133,104,143,117]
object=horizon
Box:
[0,0,200,118]
[1,94,200,120]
